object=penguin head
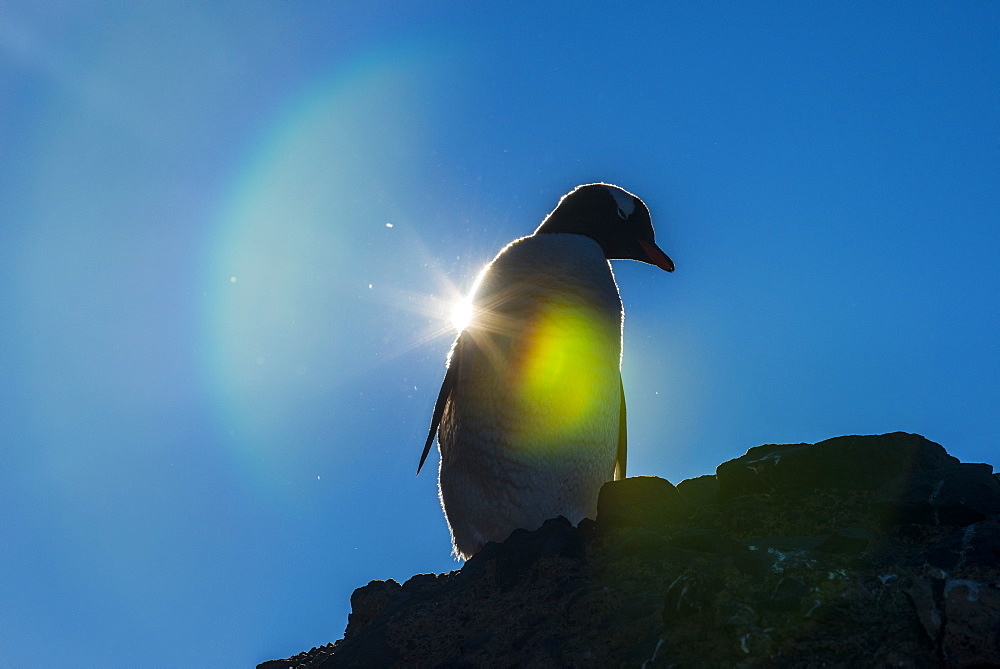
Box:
[534,183,675,272]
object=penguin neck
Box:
[534,226,612,261]
[487,234,622,316]
[532,230,609,259]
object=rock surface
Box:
[259,433,1000,668]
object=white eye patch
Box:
[607,186,636,219]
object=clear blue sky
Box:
[1,2,996,666]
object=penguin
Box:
[418,183,674,560]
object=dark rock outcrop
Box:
[259,432,1000,668]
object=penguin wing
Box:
[417,339,460,475]
[615,374,627,480]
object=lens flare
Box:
[199,45,444,484]
[456,290,621,459]
[511,299,617,445]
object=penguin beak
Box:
[639,239,675,273]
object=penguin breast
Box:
[452,233,623,462]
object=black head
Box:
[534,183,674,272]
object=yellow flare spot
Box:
[511,299,612,445]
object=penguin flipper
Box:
[614,374,627,480]
[417,349,458,475]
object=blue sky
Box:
[1,2,997,666]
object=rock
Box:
[716,432,957,499]
[925,519,1000,570]
[676,474,719,506]
[905,576,942,645]
[754,575,812,612]
[940,579,1000,666]
[665,528,747,555]
[876,463,1000,526]
[906,575,1000,667]
[463,515,584,590]
[744,525,872,563]
[259,433,999,668]
[344,579,400,639]
[595,475,689,528]
[816,525,872,555]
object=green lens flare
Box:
[508,298,619,449]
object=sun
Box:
[450,296,474,332]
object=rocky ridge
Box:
[260,433,1000,667]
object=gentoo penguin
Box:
[418,183,674,560]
